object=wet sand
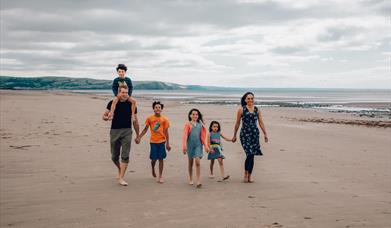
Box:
[1,90,390,228]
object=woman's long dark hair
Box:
[188,108,203,123]
[241,92,254,106]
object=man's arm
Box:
[132,113,140,137]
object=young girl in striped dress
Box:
[208,121,232,181]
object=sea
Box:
[74,88,391,118]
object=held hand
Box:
[108,112,114,120]
[232,136,237,143]
[135,137,140,144]
[166,144,171,151]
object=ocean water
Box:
[75,88,391,114]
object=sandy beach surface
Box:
[1,90,390,228]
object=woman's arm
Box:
[232,107,243,142]
[258,111,268,143]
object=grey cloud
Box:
[318,26,362,42]
[359,0,390,15]
[1,0,358,36]
[271,46,308,55]
[2,51,85,70]
[0,0,388,88]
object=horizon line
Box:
[1,75,390,90]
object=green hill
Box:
[0,76,186,90]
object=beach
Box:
[1,90,390,228]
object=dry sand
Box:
[1,90,390,228]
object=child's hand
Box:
[108,111,114,120]
[182,149,187,154]
[264,135,269,143]
[166,144,171,151]
[135,137,140,144]
[232,136,237,143]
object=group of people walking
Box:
[102,64,269,187]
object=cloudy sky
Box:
[1,0,390,88]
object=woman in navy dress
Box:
[232,92,269,183]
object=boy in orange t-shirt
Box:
[136,101,171,183]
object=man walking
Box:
[103,84,140,186]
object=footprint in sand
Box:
[9,145,40,150]
[96,208,107,213]
[265,222,283,228]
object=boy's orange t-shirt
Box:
[145,114,170,143]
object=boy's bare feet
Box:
[118,178,128,186]
[157,178,164,184]
[188,180,194,185]
[208,174,214,179]
[152,168,156,178]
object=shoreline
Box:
[9,89,390,119]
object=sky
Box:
[0,0,390,88]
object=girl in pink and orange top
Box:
[182,108,209,188]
